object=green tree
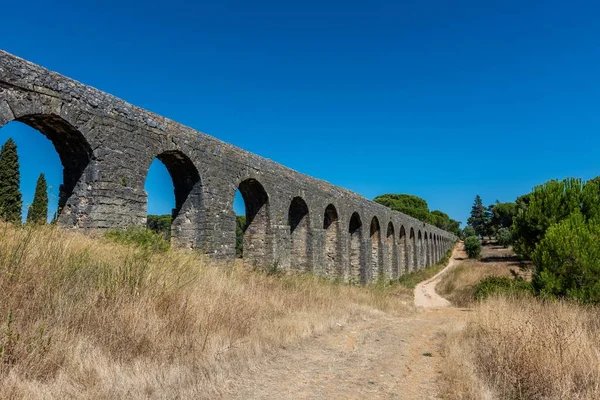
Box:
[146,214,172,239]
[467,195,489,238]
[463,226,476,238]
[464,235,482,259]
[236,215,246,258]
[26,173,48,224]
[0,138,22,224]
[490,201,517,231]
[512,178,600,259]
[374,194,433,224]
[496,227,512,248]
[532,213,600,303]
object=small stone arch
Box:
[409,227,416,272]
[386,222,398,279]
[146,150,203,249]
[236,178,271,267]
[399,225,408,274]
[348,212,364,283]
[323,203,341,277]
[417,230,424,269]
[370,216,383,281]
[288,196,311,272]
[0,113,94,226]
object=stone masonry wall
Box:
[0,50,457,284]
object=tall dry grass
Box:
[442,296,600,400]
[0,223,413,399]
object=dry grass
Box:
[444,296,600,400]
[440,244,600,399]
[0,223,413,399]
[436,244,530,307]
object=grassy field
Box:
[0,223,423,399]
[440,243,600,400]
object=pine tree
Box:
[467,194,489,238]
[26,173,48,225]
[0,138,22,224]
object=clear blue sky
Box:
[2,0,600,225]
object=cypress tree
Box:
[0,138,22,224]
[26,173,48,224]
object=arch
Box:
[409,227,416,272]
[348,212,364,283]
[424,232,430,267]
[288,196,310,272]
[147,150,203,249]
[323,204,341,277]
[386,222,398,279]
[417,230,424,269]
[399,225,407,275]
[3,114,94,224]
[370,217,383,281]
[236,178,271,266]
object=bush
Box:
[473,276,533,301]
[105,227,171,252]
[464,236,481,259]
[462,226,476,238]
[496,227,512,248]
[532,213,600,303]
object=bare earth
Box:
[227,246,467,400]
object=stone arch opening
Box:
[349,212,363,283]
[399,225,407,275]
[0,115,93,224]
[145,150,202,249]
[323,204,340,277]
[409,228,416,272]
[386,222,397,279]
[288,196,310,272]
[370,217,382,281]
[235,178,270,265]
[418,230,424,269]
[424,232,430,267]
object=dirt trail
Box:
[226,246,466,400]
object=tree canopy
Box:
[26,173,48,224]
[374,193,460,235]
[0,138,22,224]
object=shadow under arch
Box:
[323,203,341,277]
[148,150,203,249]
[236,178,271,266]
[348,212,364,283]
[5,114,93,224]
[288,196,311,272]
[409,227,416,272]
[386,221,397,279]
[370,216,383,281]
[399,225,407,275]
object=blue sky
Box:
[1,0,599,225]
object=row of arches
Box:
[235,177,452,282]
[0,112,453,284]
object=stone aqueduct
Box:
[0,50,456,283]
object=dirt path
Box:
[415,246,462,309]
[227,246,465,400]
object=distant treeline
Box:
[373,194,461,236]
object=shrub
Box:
[473,276,533,301]
[496,227,512,248]
[532,213,600,303]
[462,226,476,238]
[464,236,481,259]
[105,227,171,252]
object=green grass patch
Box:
[105,227,171,252]
[473,275,533,301]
